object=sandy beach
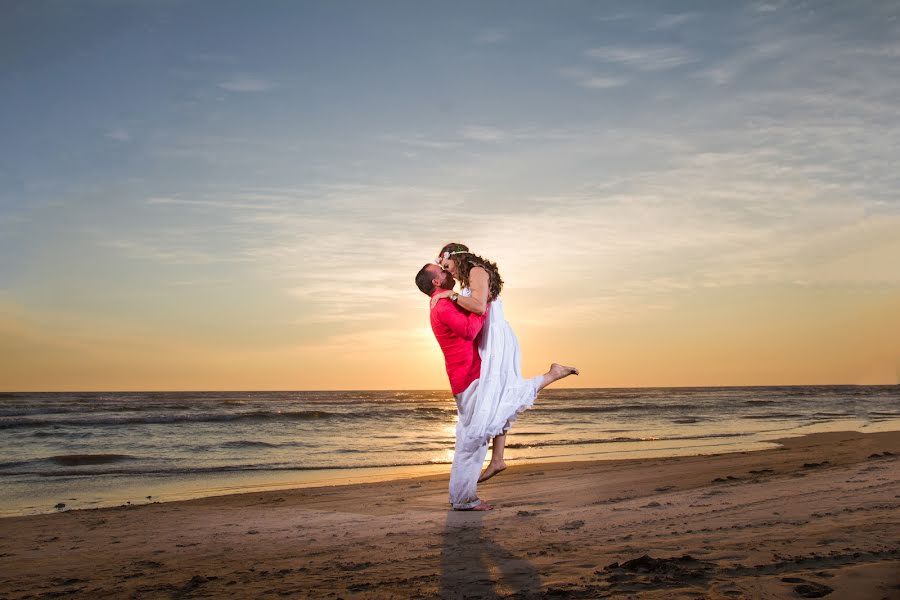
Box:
[1,430,898,599]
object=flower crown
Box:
[440,249,470,260]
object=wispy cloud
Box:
[586,45,697,70]
[217,75,276,92]
[97,238,223,265]
[695,38,787,85]
[119,184,472,333]
[460,125,505,142]
[129,55,900,328]
[145,195,284,211]
[650,13,699,30]
[379,133,458,150]
[560,67,627,89]
[853,43,900,58]
[105,128,131,142]
[593,12,635,23]
[751,2,782,13]
[188,52,238,64]
[474,28,509,45]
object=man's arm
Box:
[434,300,485,341]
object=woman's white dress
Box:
[448,290,543,509]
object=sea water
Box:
[1,386,897,516]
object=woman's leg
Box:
[478,433,507,483]
[492,433,506,463]
[539,363,579,391]
[477,364,578,485]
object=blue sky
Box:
[2,1,899,389]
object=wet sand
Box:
[1,430,898,599]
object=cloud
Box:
[475,28,509,45]
[217,75,276,92]
[854,43,900,58]
[188,52,238,64]
[582,76,627,89]
[88,25,900,311]
[586,45,697,70]
[380,133,458,150]
[460,125,505,142]
[694,38,787,85]
[650,13,699,30]
[145,195,284,211]
[560,67,627,89]
[752,2,781,13]
[386,127,579,151]
[593,12,635,23]
[84,5,900,335]
[128,184,473,330]
[105,128,131,142]
[97,238,223,265]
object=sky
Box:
[1,0,899,391]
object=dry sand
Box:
[1,430,898,599]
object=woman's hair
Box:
[439,242,503,301]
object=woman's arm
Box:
[431,267,490,315]
[457,266,489,314]
[430,266,490,314]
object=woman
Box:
[432,242,578,487]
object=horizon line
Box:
[2,383,898,394]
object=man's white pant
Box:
[448,379,490,509]
[447,372,543,509]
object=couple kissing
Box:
[415,243,578,511]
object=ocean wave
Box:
[0,405,463,430]
[47,454,135,466]
[217,440,281,449]
[0,454,136,470]
[413,407,456,416]
[0,410,346,429]
[504,432,748,449]
[741,413,810,420]
[31,431,94,438]
[0,459,453,478]
[553,403,697,413]
[0,407,88,417]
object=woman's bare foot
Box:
[455,499,493,511]
[550,363,579,378]
[478,461,507,483]
[540,363,579,390]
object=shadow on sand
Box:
[440,510,541,599]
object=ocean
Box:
[1,386,898,516]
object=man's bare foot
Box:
[478,461,507,483]
[455,499,493,511]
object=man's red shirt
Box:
[429,290,487,395]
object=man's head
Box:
[415,263,454,296]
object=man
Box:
[415,263,493,511]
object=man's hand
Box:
[430,290,453,309]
